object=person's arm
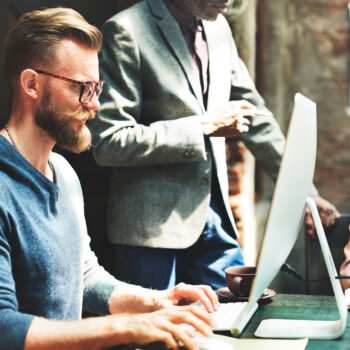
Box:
[81,235,121,316]
[223,25,340,234]
[304,195,340,239]
[90,18,207,168]
[0,222,214,350]
[29,235,216,350]
[0,219,35,350]
[231,55,340,233]
[92,18,255,168]
[81,243,220,316]
[200,100,253,137]
[80,218,219,316]
[229,59,286,180]
[25,306,214,350]
[108,282,220,315]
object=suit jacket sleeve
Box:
[90,17,207,168]
[227,36,285,180]
[227,34,318,195]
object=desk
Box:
[240,293,350,349]
[109,294,350,350]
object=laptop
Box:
[212,93,347,339]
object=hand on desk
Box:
[108,283,218,350]
[108,282,219,314]
[159,283,220,313]
[111,306,214,350]
[304,195,340,239]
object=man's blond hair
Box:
[4,7,102,88]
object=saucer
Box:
[215,287,276,305]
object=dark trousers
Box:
[113,205,244,290]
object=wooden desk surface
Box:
[242,293,350,349]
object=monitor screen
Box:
[248,92,317,306]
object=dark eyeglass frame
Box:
[33,69,104,104]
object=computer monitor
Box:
[245,93,347,339]
[250,92,317,307]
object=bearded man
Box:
[0,7,220,350]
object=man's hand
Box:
[158,282,220,313]
[108,282,219,314]
[201,100,255,137]
[304,195,340,239]
[113,306,215,350]
[25,304,214,350]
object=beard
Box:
[35,91,95,153]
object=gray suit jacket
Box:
[90,0,287,249]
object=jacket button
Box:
[201,177,209,185]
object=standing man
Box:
[90,0,339,290]
[0,7,219,350]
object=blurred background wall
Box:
[256,0,350,294]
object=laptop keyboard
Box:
[190,300,258,336]
[211,301,248,331]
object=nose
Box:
[84,94,100,111]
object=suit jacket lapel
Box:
[148,0,205,112]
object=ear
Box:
[19,69,41,100]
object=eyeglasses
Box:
[33,69,104,104]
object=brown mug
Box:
[225,266,256,297]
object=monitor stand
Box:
[255,196,348,339]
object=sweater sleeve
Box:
[81,232,125,316]
[0,214,34,350]
[51,152,123,317]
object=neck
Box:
[165,0,193,17]
[2,110,56,182]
